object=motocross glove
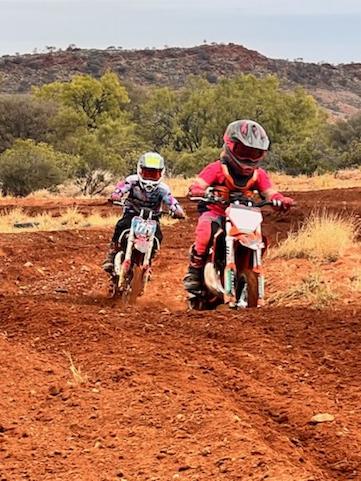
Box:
[170,205,186,219]
[110,191,123,202]
[188,183,206,198]
[270,192,295,212]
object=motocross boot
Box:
[102,242,117,273]
[183,246,206,292]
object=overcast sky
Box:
[0,0,360,63]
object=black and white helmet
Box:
[137,152,165,192]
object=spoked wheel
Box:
[112,263,145,305]
[188,295,206,311]
[109,267,133,302]
[109,275,120,298]
[237,269,259,308]
[127,265,144,304]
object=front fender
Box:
[238,232,265,250]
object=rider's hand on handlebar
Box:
[188,183,206,198]
[170,207,186,219]
[172,212,186,219]
[270,193,295,212]
[205,186,230,204]
[110,192,123,202]
[204,186,215,199]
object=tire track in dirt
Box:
[0,188,360,480]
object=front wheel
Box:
[127,265,144,304]
[188,292,224,311]
[109,275,120,298]
[109,264,143,303]
[237,269,259,308]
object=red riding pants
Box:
[194,211,224,255]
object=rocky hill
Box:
[1,43,361,118]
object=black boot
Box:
[183,266,204,292]
[183,246,206,292]
[102,242,117,273]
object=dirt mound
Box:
[0,189,360,480]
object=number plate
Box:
[227,205,263,233]
[131,217,157,237]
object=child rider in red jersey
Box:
[183,119,295,293]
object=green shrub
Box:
[163,146,220,177]
[0,139,76,196]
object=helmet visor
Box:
[140,167,162,181]
[232,141,266,162]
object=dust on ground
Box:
[0,189,361,481]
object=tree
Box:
[138,87,179,150]
[33,73,143,192]
[329,113,361,150]
[71,119,147,194]
[339,140,361,168]
[267,136,339,175]
[34,72,130,129]
[138,74,327,166]
[163,145,219,177]
[0,140,77,196]
[175,77,216,152]
[0,94,57,153]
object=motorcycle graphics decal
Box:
[131,217,157,238]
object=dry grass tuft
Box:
[0,207,118,233]
[0,205,181,233]
[0,208,26,232]
[165,177,192,197]
[272,211,359,262]
[272,168,361,192]
[65,352,88,386]
[59,207,84,227]
[269,272,338,308]
[85,212,119,227]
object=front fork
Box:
[223,221,265,307]
[117,227,136,287]
[254,223,265,306]
[142,232,156,287]
[224,219,236,306]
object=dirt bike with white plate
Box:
[111,202,160,303]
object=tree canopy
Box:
[0,71,356,194]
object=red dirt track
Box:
[1,190,361,481]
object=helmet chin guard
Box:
[139,179,158,192]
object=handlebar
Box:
[190,195,273,209]
[110,200,176,219]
